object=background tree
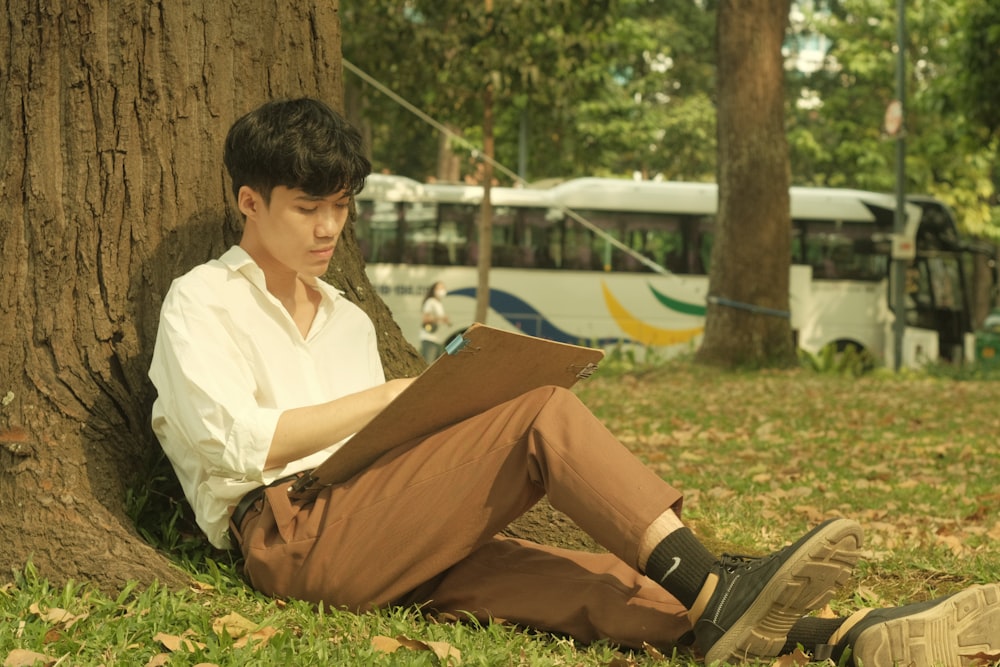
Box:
[343,0,997,251]
[0,0,421,591]
[788,0,999,238]
[344,0,688,180]
[576,0,717,180]
[696,0,799,368]
[786,0,999,324]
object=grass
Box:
[3,360,1000,666]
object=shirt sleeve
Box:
[149,280,279,483]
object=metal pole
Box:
[891,0,907,371]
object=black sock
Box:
[643,527,716,609]
[781,616,845,654]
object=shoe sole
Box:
[705,518,863,664]
[851,583,1000,667]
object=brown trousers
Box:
[234,386,691,648]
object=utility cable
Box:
[343,57,672,277]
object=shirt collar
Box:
[218,245,345,303]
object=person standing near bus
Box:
[419,280,451,363]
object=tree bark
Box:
[0,0,420,592]
[696,0,798,368]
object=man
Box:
[149,97,1000,665]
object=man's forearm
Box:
[266,378,414,469]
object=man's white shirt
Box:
[149,246,385,548]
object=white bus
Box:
[355,173,989,367]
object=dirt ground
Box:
[502,499,604,553]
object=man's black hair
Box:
[223,97,371,204]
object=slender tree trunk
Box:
[436,124,463,183]
[0,0,419,593]
[696,0,798,368]
[475,82,495,324]
[474,0,496,325]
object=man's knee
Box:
[523,385,587,416]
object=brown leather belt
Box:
[230,473,305,532]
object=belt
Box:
[230,473,304,532]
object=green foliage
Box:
[343,1,998,242]
[125,451,226,570]
[798,341,877,376]
[342,0,716,182]
[597,341,686,375]
[960,0,1000,138]
[921,357,1000,381]
[791,0,999,239]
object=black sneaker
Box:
[828,583,1000,667]
[693,518,863,664]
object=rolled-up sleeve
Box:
[151,280,278,483]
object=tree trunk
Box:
[696,0,798,368]
[0,0,420,593]
[971,244,999,329]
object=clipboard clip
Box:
[445,332,481,355]
[571,362,600,380]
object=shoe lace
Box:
[717,553,760,573]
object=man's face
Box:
[243,185,351,278]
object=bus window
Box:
[929,256,963,310]
[355,200,408,263]
[562,225,598,271]
[698,231,714,274]
[800,219,888,281]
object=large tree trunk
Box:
[696,0,798,368]
[0,1,420,593]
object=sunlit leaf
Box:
[3,649,56,667]
[154,631,206,653]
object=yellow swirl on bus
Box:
[601,282,704,347]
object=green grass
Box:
[4,361,1000,666]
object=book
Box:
[289,323,604,498]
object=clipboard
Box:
[289,323,604,498]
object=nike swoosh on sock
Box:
[658,556,681,583]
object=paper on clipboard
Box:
[290,323,604,498]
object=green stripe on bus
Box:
[648,284,707,317]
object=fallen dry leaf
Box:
[3,649,55,667]
[814,603,837,619]
[212,612,256,638]
[212,610,279,649]
[771,647,812,666]
[960,650,1000,666]
[371,635,402,654]
[154,631,207,653]
[27,603,88,630]
[641,641,666,660]
[233,625,278,650]
[606,656,639,666]
[371,634,461,664]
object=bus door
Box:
[906,253,971,361]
